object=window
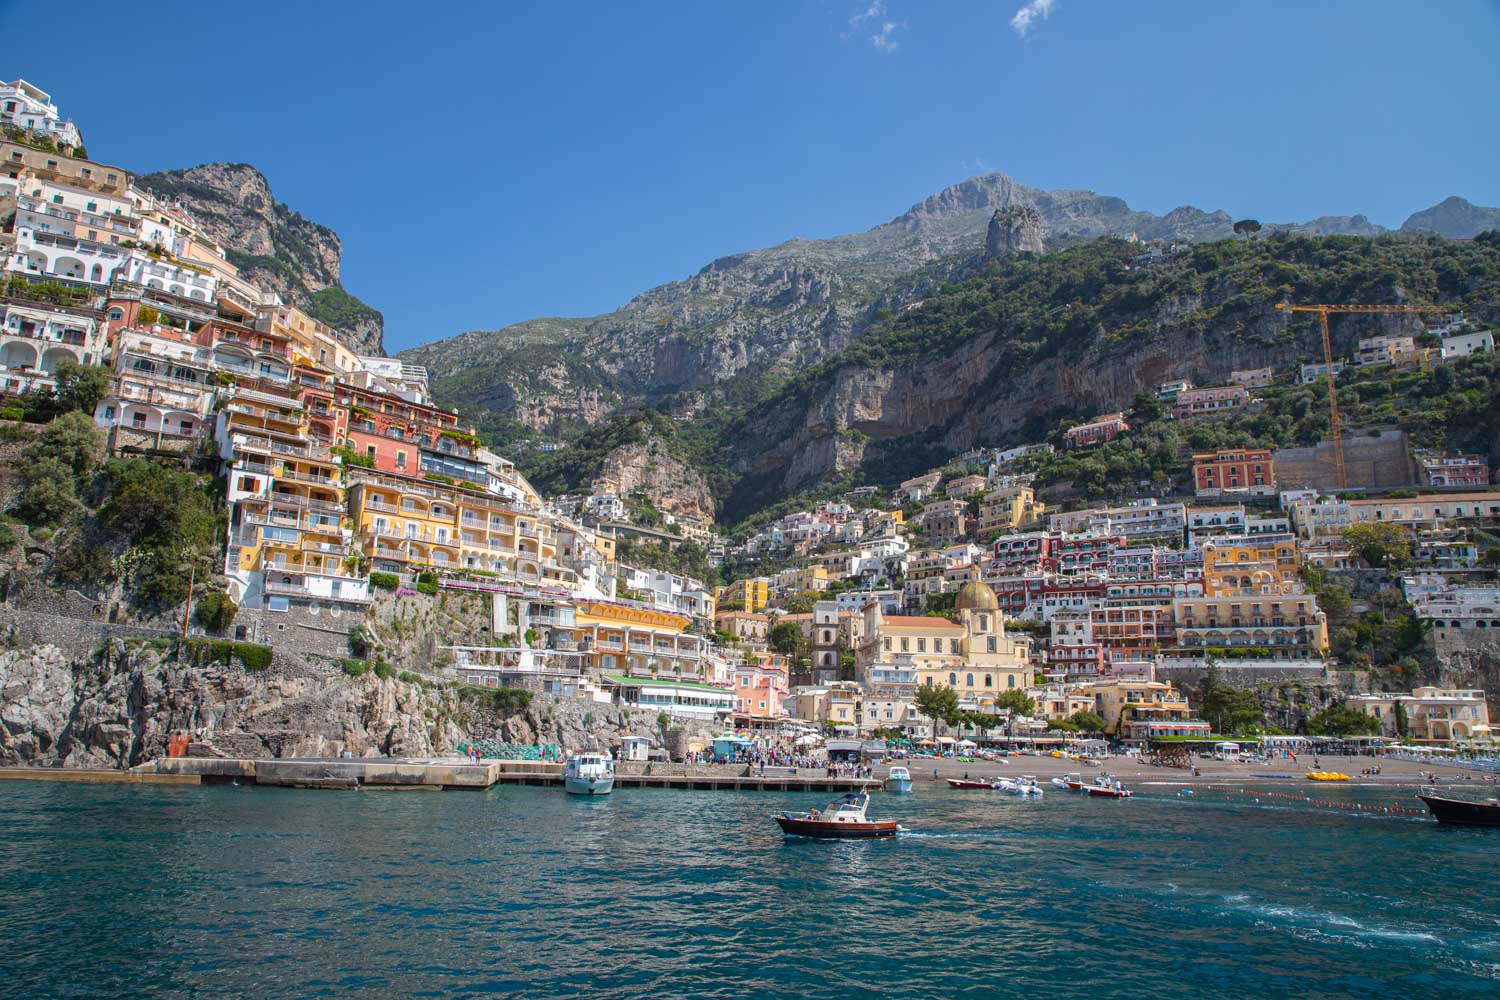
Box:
[917,638,926,652]
[396,451,406,469]
[900,638,909,652]
[966,673,974,688]
[1007,675,1016,688]
[366,445,376,460]
[948,673,957,687]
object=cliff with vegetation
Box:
[137,163,385,356]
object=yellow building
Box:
[978,485,1045,536]
[219,380,368,609]
[857,582,1032,713]
[347,468,574,589]
[569,598,713,682]
[1173,594,1329,659]
[716,577,771,613]
[1077,678,1207,739]
[1202,537,1302,597]
[774,565,831,597]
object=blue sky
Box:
[5,1,1498,352]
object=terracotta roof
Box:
[880,616,964,630]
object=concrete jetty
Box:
[142,756,880,793]
[0,766,200,786]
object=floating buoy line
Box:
[1167,784,1427,817]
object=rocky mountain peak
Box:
[1400,196,1500,239]
[138,162,385,356]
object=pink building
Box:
[1064,413,1129,448]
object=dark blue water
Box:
[3,781,1498,998]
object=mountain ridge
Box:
[404,169,1497,452]
[137,162,386,356]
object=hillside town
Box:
[2,77,1498,755]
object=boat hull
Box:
[1085,786,1132,798]
[775,816,899,838]
[945,779,997,790]
[886,779,913,794]
[564,776,614,795]
[1419,794,1500,827]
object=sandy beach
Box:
[880,752,1498,788]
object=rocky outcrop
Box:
[0,638,708,768]
[986,206,1044,257]
[137,162,385,356]
[1400,196,1500,239]
[599,435,715,523]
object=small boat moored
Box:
[997,775,1044,797]
[885,766,914,794]
[563,752,615,795]
[775,791,901,839]
[946,777,1002,790]
[1418,791,1500,827]
[1305,771,1351,782]
[1052,772,1086,792]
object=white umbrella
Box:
[794,734,822,746]
[957,739,978,748]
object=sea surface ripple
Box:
[2,781,1498,998]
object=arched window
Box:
[984,674,993,688]
[948,673,957,687]
[966,673,974,688]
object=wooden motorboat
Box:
[1418,791,1500,827]
[1085,774,1132,798]
[775,792,900,838]
[945,777,1001,790]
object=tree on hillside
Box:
[780,590,818,614]
[1343,523,1412,570]
[1130,389,1164,423]
[53,357,113,415]
[768,622,804,656]
[1232,219,1262,239]
[1306,704,1382,737]
[30,411,104,477]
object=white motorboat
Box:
[1052,772,1086,792]
[998,775,1044,798]
[563,752,615,795]
[886,766,913,794]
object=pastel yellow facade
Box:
[978,485,1045,536]
[348,469,573,588]
[717,578,771,613]
[1202,538,1302,597]
[571,599,712,681]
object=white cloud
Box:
[1010,0,1057,37]
[846,2,907,53]
[871,20,906,53]
[849,2,885,29]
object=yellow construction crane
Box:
[1274,301,1454,489]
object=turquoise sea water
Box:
[3,780,1498,998]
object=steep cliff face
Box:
[0,640,694,768]
[137,163,385,356]
[599,436,715,523]
[405,170,1249,433]
[717,233,1500,517]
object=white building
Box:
[1440,328,1493,359]
[0,301,106,375]
[1300,362,1345,384]
[1,79,83,150]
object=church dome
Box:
[954,581,1000,612]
